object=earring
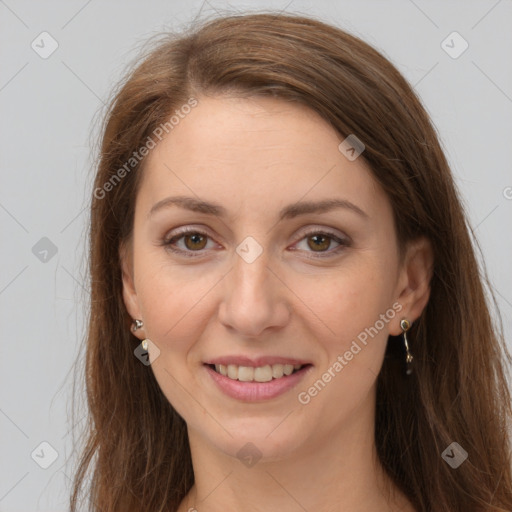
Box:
[131,320,149,352]
[400,319,414,376]
[132,319,143,332]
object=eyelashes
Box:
[161,226,351,259]
[162,229,214,257]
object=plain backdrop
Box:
[1,1,511,510]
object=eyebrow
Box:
[148,195,369,221]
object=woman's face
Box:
[122,95,420,461]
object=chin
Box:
[195,417,309,464]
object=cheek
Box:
[134,263,219,415]
[294,272,396,418]
[295,259,397,403]
[302,260,395,344]
[134,257,222,351]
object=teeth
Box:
[283,364,294,376]
[238,366,254,382]
[214,363,304,382]
[227,364,238,379]
[272,364,284,378]
[254,366,273,382]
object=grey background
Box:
[1,1,511,510]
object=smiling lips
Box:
[204,356,311,382]
[203,356,313,401]
[211,362,303,382]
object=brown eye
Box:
[183,233,208,251]
[293,230,349,258]
[306,234,332,252]
[163,229,215,258]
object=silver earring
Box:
[132,319,143,332]
[400,319,413,376]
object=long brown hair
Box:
[70,12,512,512]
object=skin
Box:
[121,95,433,512]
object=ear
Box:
[389,236,434,335]
[120,240,145,340]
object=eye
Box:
[292,229,350,258]
[162,228,216,258]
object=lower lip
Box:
[204,364,313,402]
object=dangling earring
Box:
[132,319,143,332]
[131,320,149,352]
[400,319,414,376]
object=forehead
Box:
[137,95,387,221]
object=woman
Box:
[71,12,512,512]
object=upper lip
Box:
[204,356,312,367]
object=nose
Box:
[217,249,291,338]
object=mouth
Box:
[203,362,313,402]
[205,362,311,382]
